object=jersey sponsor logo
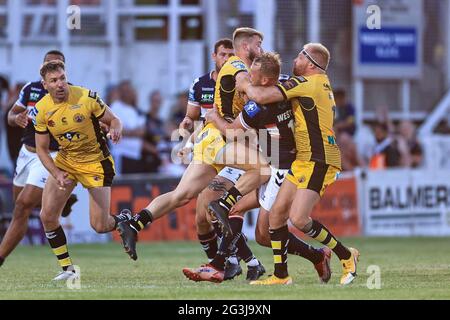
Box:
[327,135,337,145]
[201,93,214,101]
[230,60,247,71]
[30,92,40,101]
[58,131,88,143]
[277,110,293,122]
[62,117,68,125]
[48,120,56,127]
[281,79,299,91]
[30,87,43,92]
[88,90,97,99]
[73,113,85,123]
[244,101,260,118]
[201,87,214,91]
[295,76,308,83]
[70,104,81,110]
[323,83,332,91]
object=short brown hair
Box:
[214,38,233,54]
[40,60,65,79]
[232,27,264,48]
[253,52,281,80]
[305,43,330,71]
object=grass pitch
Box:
[0,237,449,300]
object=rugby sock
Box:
[231,218,255,263]
[0,256,4,267]
[198,230,218,261]
[219,187,242,211]
[210,216,245,271]
[211,219,223,239]
[288,233,323,265]
[45,226,73,271]
[129,209,153,232]
[304,220,351,260]
[270,225,289,279]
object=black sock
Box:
[304,220,351,260]
[198,230,218,261]
[0,256,4,267]
[210,216,246,271]
[288,233,322,265]
[230,217,254,263]
[219,187,243,211]
[45,226,73,271]
[129,209,153,232]
[211,220,223,239]
[270,225,289,279]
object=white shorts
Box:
[258,166,289,211]
[13,145,57,189]
[217,166,244,185]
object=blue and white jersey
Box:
[188,71,216,119]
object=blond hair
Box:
[254,52,281,80]
[40,60,65,79]
[305,43,330,71]
[232,27,264,48]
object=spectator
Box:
[110,80,146,174]
[140,90,164,173]
[337,132,363,171]
[334,89,356,136]
[170,91,188,125]
[369,122,403,169]
[397,120,423,168]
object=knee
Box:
[290,215,312,231]
[13,198,36,219]
[40,209,56,226]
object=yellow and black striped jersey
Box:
[276,74,341,170]
[214,55,248,121]
[34,85,110,164]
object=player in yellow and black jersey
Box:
[34,60,130,281]
[238,43,360,286]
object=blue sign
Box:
[359,27,417,64]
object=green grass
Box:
[0,237,450,299]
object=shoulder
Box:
[35,94,51,110]
[229,58,247,72]
[278,75,309,91]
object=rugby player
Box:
[0,51,77,268]
[34,61,127,280]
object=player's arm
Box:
[8,82,32,127]
[205,105,245,137]
[180,79,201,130]
[34,132,71,188]
[180,103,201,131]
[236,72,284,105]
[7,104,29,128]
[98,106,123,144]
